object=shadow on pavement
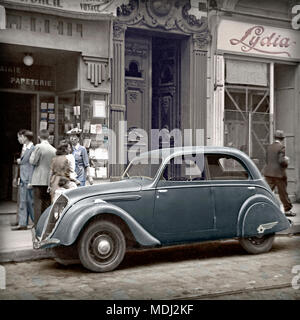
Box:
[38,235,300,274]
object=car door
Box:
[153,153,216,244]
[206,153,256,238]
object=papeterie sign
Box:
[218,19,300,60]
[1,0,121,15]
[0,63,55,91]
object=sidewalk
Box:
[0,202,53,263]
[0,201,300,263]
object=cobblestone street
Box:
[1,235,300,300]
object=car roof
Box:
[139,146,245,160]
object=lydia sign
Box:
[218,20,300,60]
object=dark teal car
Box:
[32,147,291,272]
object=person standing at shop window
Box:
[67,128,93,186]
[29,129,56,225]
[263,130,295,217]
[12,130,35,231]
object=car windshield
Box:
[122,154,163,181]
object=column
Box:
[191,34,208,146]
[110,22,127,178]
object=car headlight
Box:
[52,195,68,221]
[41,194,69,240]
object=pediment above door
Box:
[116,0,210,48]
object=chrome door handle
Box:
[158,189,168,193]
[248,186,255,190]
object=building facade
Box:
[0,0,115,199]
[2,0,298,202]
[207,0,300,200]
[0,0,210,200]
[110,0,209,176]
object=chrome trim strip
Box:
[100,194,142,201]
[144,183,271,193]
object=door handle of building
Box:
[158,189,168,193]
[248,186,255,190]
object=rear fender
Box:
[51,201,160,247]
[237,195,290,238]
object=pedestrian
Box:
[48,142,78,203]
[263,130,295,217]
[12,130,35,231]
[29,129,56,225]
[11,129,27,227]
[60,139,77,183]
[67,128,93,186]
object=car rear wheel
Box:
[239,234,275,254]
[78,220,126,272]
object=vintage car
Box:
[32,146,291,272]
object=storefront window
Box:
[224,59,271,171]
[57,93,78,144]
[56,92,109,181]
[39,94,56,145]
[224,87,270,170]
[81,92,109,180]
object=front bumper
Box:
[32,227,60,249]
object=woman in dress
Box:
[67,128,93,187]
[48,142,78,203]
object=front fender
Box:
[237,195,290,238]
[51,202,161,247]
[35,206,52,238]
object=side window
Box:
[206,154,249,180]
[161,154,206,182]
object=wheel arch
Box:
[237,194,290,238]
[51,203,161,248]
[77,213,138,249]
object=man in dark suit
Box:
[263,130,295,217]
[12,130,35,230]
[11,129,27,227]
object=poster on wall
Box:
[92,100,106,118]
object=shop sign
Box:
[3,0,120,15]
[0,63,55,91]
[218,19,300,60]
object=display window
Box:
[39,94,56,145]
[56,91,110,180]
[81,92,109,180]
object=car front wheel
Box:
[78,220,126,272]
[239,234,275,254]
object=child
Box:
[53,176,77,203]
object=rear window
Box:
[206,154,249,180]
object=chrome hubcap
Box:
[97,239,111,255]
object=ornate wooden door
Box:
[152,37,181,131]
[125,34,151,134]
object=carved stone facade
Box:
[116,0,210,49]
[82,56,110,88]
[109,0,211,176]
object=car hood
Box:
[63,179,143,203]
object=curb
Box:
[0,248,54,263]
